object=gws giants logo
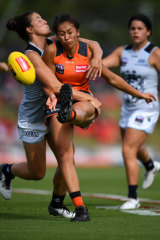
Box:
[56,64,64,74]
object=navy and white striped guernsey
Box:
[120,41,159,111]
[18,38,53,124]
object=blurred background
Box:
[0,0,160,167]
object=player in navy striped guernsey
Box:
[103,14,160,210]
[0,12,103,219]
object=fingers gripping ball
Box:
[8,51,36,86]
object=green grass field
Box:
[0,167,160,240]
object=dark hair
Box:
[128,14,152,35]
[53,13,80,34]
[6,12,34,42]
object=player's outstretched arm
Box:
[102,65,156,103]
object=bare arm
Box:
[102,46,124,68]
[79,38,103,79]
[26,49,62,95]
[149,47,160,72]
[0,62,9,72]
[101,65,156,103]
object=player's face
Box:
[56,21,80,50]
[129,20,151,46]
[28,13,51,37]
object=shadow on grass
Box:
[0,212,68,221]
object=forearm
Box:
[79,38,103,58]
[27,52,63,95]
[72,89,93,101]
[43,86,53,97]
[102,66,144,99]
[89,41,103,58]
[37,67,62,95]
[110,75,144,98]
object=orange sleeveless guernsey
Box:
[54,40,91,93]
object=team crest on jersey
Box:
[121,57,128,66]
[75,65,88,73]
[56,64,64,74]
[135,59,147,66]
[135,115,144,125]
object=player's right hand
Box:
[90,97,102,116]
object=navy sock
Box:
[70,191,81,199]
[51,193,66,208]
[2,164,15,179]
[128,185,138,199]
[143,159,154,171]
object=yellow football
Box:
[8,51,36,86]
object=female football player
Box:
[0,11,103,220]
[103,14,160,209]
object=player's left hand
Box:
[46,93,57,110]
[86,58,102,80]
[141,93,157,104]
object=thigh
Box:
[123,128,148,151]
[23,138,46,172]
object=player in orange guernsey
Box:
[43,14,102,222]
[43,14,156,222]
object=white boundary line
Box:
[13,188,160,205]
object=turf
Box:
[0,167,160,240]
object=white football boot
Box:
[48,202,75,218]
[120,198,140,210]
[142,161,160,190]
[0,164,12,200]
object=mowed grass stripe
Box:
[13,188,160,204]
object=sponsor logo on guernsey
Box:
[56,64,64,74]
[75,65,88,73]
[135,115,144,125]
[22,131,39,138]
[121,57,128,66]
[135,59,147,66]
[16,57,31,72]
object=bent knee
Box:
[31,171,45,180]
